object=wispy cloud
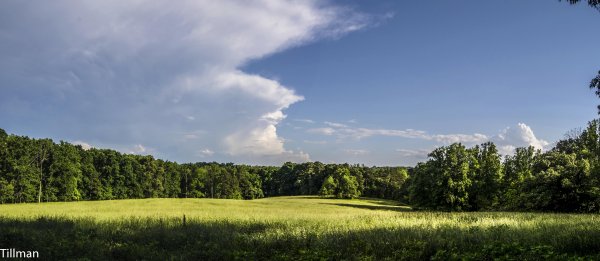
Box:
[308,122,547,156]
[308,124,486,144]
[197,149,215,157]
[395,149,430,158]
[307,127,337,136]
[344,149,370,156]
[294,119,315,124]
[303,140,328,145]
[324,121,349,128]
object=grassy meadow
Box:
[1,197,599,260]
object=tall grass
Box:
[0,197,599,260]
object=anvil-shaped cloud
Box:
[0,0,368,164]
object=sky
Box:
[1,0,599,166]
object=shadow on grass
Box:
[323,203,413,212]
[359,197,410,207]
[1,216,599,260]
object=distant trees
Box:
[3,120,600,213]
[319,167,360,199]
[0,130,408,204]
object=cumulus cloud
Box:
[0,0,368,165]
[491,123,549,155]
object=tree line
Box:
[0,128,407,203]
[2,119,600,213]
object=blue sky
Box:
[1,0,599,165]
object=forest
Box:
[0,127,408,204]
[1,119,600,213]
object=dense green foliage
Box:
[0,197,599,260]
[409,120,600,212]
[0,129,404,203]
[3,120,600,213]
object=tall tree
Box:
[35,139,51,203]
[79,148,101,200]
[469,142,503,210]
[48,142,82,201]
[409,143,473,211]
[319,175,337,197]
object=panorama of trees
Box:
[2,119,600,212]
[0,128,408,204]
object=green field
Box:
[0,197,599,260]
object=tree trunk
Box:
[36,146,47,204]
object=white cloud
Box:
[72,141,93,150]
[197,149,214,157]
[294,119,315,124]
[307,127,337,135]
[309,122,547,157]
[324,121,349,128]
[0,1,368,165]
[347,128,429,140]
[491,123,549,155]
[308,124,485,144]
[129,144,147,155]
[307,122,549,155]
[261,110,288,124]
[431,133,488,144]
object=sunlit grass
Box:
[0,197,598,260]
[0,196,411,221]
